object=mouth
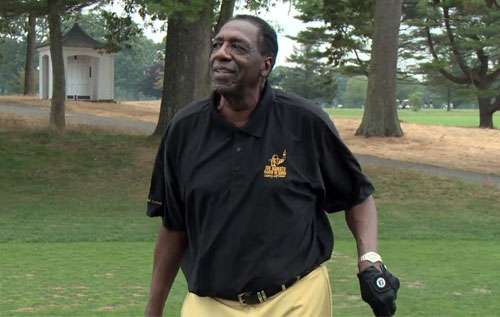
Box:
[213,66,235,74]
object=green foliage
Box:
[100,10,142,52]
[121,0,216,22]
[138,61,164,99]
[269,43,340,105]
[403,0,500,95]
[340,76,367,108]
[291,0,374,76]
[408,91,424,111]
[115,35,164,100]
[0,36,26,94]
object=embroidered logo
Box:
[264,149,287,178]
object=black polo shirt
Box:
[147,84,374,299]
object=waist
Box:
[223,264,321,305]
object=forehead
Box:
[215,20,261,44]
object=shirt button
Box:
[236,147,242,152]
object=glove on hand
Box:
[357,264,400,317]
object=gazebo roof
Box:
[37,23,105,49]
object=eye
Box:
[211,42,223,52]
[230,43,249,54]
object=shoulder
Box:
[169,97,211,127]
[272,88,336,129]
[160,96,211,148]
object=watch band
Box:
[358,251,382,264]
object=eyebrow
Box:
[213,36,251,46]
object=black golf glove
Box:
[357,264,400,316]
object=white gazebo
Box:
[37,23,114,101]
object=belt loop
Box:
[238,293,248,305]
[257,290,267,303]
[281,284,287,291]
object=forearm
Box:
[345,195,379,270]
[146,226,187,317]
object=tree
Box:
[1,0,103,129]
[138,61,164,99]
[122,0,282,135]
[424,1,500,128]
[114,35,163,100]
[0,37,26,94]
[269,44,339,105]
[47,0,66,130]
[408,91,423,111]
[292,0,374,74]
[0,1,46,95]
[24,12,36,95]
[121,0,241,135]
[46,0,104,131]
[356,0,403,137]
[292,0,404,136]
[341,76,367,108]
[152,0,215,135]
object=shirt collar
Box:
[209,83,274,138]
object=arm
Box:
[345,194,380,272]
[346,195,400,316]
[145,226,188,317]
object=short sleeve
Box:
[146,128,186,231]
[319,118,374,213]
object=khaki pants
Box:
[181,264,332,317]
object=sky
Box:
[140,2,312,67]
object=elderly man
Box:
[145,15,399,317]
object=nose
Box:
[211,42,232,61]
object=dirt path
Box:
[1,98,499,188]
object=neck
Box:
[217,81,266,128]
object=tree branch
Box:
[214,0,235,35]
[353,48,369,76]
[442,7,474,80]
[425,24,470,84]
[486,67,500,83]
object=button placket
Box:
[232,132,246,177]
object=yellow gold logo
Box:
[264,149,287,178]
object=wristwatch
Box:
[358,251,382,264]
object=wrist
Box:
[358,260,382,272]
[358,251,383,272]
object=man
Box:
[145,15,399,316]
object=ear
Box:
[260,57,273,78]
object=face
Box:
[210,20,272,97]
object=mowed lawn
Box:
[324,108,500,128]
[0,127,499,316]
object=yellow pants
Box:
[181,264,332,317]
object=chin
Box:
[212,82,238,95]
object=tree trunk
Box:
[445,87,450,111]
[47,0,65,130]
[356,0,403,137]
[153,2,214,136]
[24,12,36,95]
[478,97,494,128]
[215,0,236,34]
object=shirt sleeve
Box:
[319,118,375,213]
[146,128,186,231]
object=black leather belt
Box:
[231,266,318,305]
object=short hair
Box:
[228,15,278,69]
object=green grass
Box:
[324,108,500,128]
[1,126,499,316]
